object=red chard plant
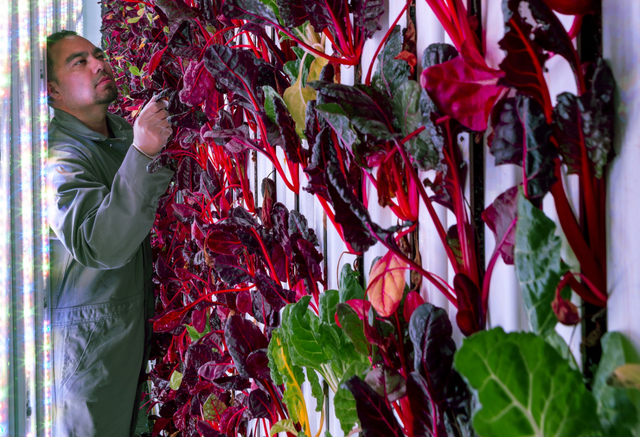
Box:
[99,0,636,435]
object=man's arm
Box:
[47,144,173,269]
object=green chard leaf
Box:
[336,303,370,355]
[455,327,604,437]
[515,188,567,335]
[593,332,640,437]
[392,80,441,171]
[263,85,285,124]
[267,329,311,432]
[339,263,365,302]
[372,25,411,98]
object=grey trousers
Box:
[52,293,146,437]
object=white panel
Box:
[603,0,640,349]
[362,1,392,283]
[82,0,101,46]
[416,1,449,311]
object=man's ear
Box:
[47,80,62,104]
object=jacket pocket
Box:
[57,319,102,392]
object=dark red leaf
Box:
[481,186,519,265]
[343,376,404,437]
[453,273,483,336]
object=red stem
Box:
[481,218,517,312]
[393,140,458,272]
[549,161,605,293]
[364,0,412,86]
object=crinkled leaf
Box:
[301,0,346,42]
[454,327,604,437]
[366,250,408,317]
[593,332,640,437]
[515,189,567,335]
[409,303,455,400]
[343,376,403,437]
[204,44,277,108]
[315,103,359,150]
[491,95,556,199]
[179,60,216,107]
[372,26,411,98]
[364,366,407,403]
[392,80,441,170]
[277,0,307,27]
[319,289,339,325]
[553,58,615,179]
[220,0,279,26]
[481,185,519,264]
[351,0,385,41]
[499,0,551,110]
[224,315,269,379]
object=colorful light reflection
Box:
[0,0,11,435]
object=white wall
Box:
[603,0,640,350]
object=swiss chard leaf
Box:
[592,332,640,437]
[491,95,557,199]
[372,26,411,98]
[204,44,278,110]
[553,58,615,179]
[481,185,519,265]
[499,0,551,112]
[351,0,385,41]
[224,315,269,379]
[220,0,279,26]
[421,40,505,131]
[392,80,441,171]
[455,327,604,437]
[343,376,404,437]
[515,189,567,335]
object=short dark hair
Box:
[46,30,78,82]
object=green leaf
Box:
[544,330,579,371]
[284,54,328,135]
[515,189,567,335]
[315,103,359,149]
[372,26,411,98]
[169,370,183,390]
[339,264,365,302]
[336,303,370,355]
[129,65,142,76]
[270,419,298,436]
[284,48,315,84]
[127,16,142,24]
[268,329,310,433]
[202,393,227,421]
[263,85,285,124]
[334,365,363,435]
[282,296,331,368]
[455,327,604,437]
[319,289,339,325]
[593,332,640,437]
[392,80,441,171]
[307,368,324,413]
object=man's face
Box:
[47,36,117,110]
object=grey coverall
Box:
[47,108,173,436]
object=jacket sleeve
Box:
[47,144,173,269]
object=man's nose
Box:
[89,55,108,73]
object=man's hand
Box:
[133,96,171,157]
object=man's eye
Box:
[75,60,85,65]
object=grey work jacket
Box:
[47,108,173,436]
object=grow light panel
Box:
[0,0,11,433]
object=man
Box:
[46,30,173,436]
